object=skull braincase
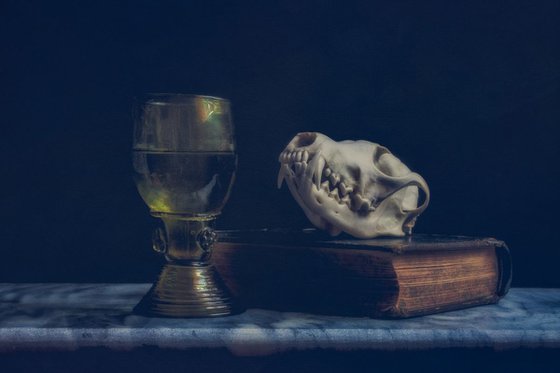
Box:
[278,132,430,238]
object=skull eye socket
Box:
[294,132,317,147]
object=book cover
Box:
[213,230,512,318]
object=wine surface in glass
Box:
[133,150,236,216]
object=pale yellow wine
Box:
[133,151,237,215]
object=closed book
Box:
[212,230,512,318]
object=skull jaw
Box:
[284,164,414,238]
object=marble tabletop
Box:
[0,284,558,356]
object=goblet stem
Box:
[157,215,217,265]
[133,215,239,318]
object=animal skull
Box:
[277,132,430,238]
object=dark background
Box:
[1,1,558,286]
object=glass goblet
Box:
[132,93,238,317]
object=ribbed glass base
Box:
[133,264,240,318]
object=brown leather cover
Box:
[213,230,512,318]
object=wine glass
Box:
[132,93,239,317]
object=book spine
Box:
[384,240,512,318]
[494,240,512,297]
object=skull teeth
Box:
[279,150,377,212]
[339,182,353,196]
[338,183,348,197]
[328,188,340,201]
[351,194,373,213]
[295,161,307,175]
[329,173,340,186]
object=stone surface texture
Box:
[0,284,558,356]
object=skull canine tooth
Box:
[296,151,302,162]
[302,150,309,162]
[277,164,287,188]
[314,156,325,190]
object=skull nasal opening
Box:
[295,132,317,147]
